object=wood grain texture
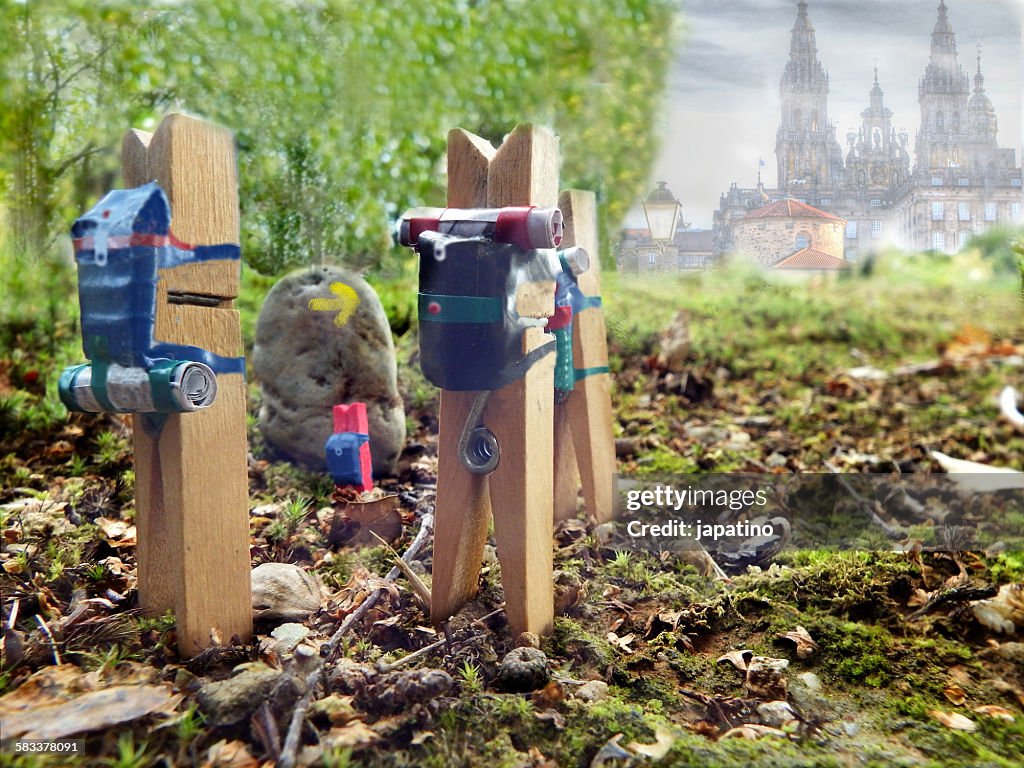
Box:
[515,279,556,318]
[447,129,495,208]
[552,392,581,522]
[487,124,560,208]
[146,113,240,299]
[127,113,252,657]
[558,190,615,523]
[430,125,558,635]
[485,125,557,636]
[430,128,495,626]
[121,129,153,187]
[486,327,554,636]
[429,390,492,625]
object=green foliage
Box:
[1,0,678,275]
[93,429,129,467]
[264,495,313,543]
[103,732,148,768]
[175,705,205,744]
[1016,237,1024,300]
[457,659,483,694]
[959,225,1024,275]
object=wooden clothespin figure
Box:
[399,125,560,636]
[61,113,252,656]
[552,190,616,524]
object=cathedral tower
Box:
[915,0,970,171]
[844,69,910,192]
[775,1,843,193]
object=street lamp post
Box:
[641,181,682,273]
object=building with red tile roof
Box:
[732,197,848,269]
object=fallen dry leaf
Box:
[95,517,133,540]
[203,739,259,768]
[601,585,621,600]
[971,583,1024,634]
[323,720,379,749]
[943,684,967,706]
[944,324,991,359]
[930,709,977,732]
[606,631,635,654]
[907,588,932,608]
[628,725,676,759]
[0,684,176,740]
[328,496,402,548]
[972,705,1015,722]
[720,724,788,740]
[309,694,358,726]
[0,665,90,719]
[589,733,633,766]
[929,451,1024,492]
[716,649,754,672]
[776,626,819,659]
[410,730,435,746]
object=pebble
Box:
[354,668,454,715]
[574,680,609,703]
[757,700,797,727]
[251,562,322,622]
[515,632,541,649]
[745,656,789,700]
[196,666,303,726]
[496,647,550,693]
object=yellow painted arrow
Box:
[308,282,361,327]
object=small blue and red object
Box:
[325,403,373,492]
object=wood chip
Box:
[930,709,977,732]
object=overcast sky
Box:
[634,0,1023,229]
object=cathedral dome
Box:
[968,91,994,115]
[968,51,997,135]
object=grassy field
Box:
[1,243,1024,767]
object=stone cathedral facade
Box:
[714,0,1022,261]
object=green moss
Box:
[546,617,616,674]
[989,551,1024,584]
[633,446,700,475]
[887,694,1024,767]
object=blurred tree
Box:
[0,0,678,273]
[962,226,1024,276]
[0,1,171,255]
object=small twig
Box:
[369,530,432,610]
[688,540,729,580]
[34,614,61,666]
[376,636,448,673]
[826,464,905,540]
[7,599,19,629]
[470,604,507,629]
[277,513,433,768]
[906,583,997,620]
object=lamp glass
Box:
[642,182,681,242]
